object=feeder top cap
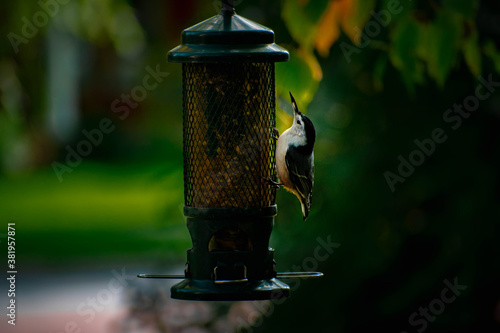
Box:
[182,14,273,45]
[168,13,289,63]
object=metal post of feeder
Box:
[138,0,323,301]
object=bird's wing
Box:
[285,146,314,200]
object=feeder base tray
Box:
[171,278,290,301]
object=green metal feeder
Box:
[138,0,322,301]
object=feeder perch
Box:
[138,0,323,301]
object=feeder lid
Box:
[168,12,289,63]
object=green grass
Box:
[0,161,191,266]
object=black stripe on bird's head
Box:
[289,91,316,153]
[302,114,316,149]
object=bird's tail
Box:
[300,194,312,221]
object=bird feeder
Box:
[138,0,322,301]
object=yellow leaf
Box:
[298,48,323,82]
[339,0,360,45]
[315,0,356,57]
[315,0,377,57]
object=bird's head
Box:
[289,92,316,150]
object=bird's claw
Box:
[262,176,281,189]
[271,127,279,141]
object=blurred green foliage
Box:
[278,0,498,98]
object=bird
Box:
[275,92,316,220]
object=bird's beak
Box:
[289,92,301,116]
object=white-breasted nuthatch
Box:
[275,92,316,220]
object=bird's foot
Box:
[271,127,279,141]
[262,177,281,189]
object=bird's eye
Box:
[296,120,301,125]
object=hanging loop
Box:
[221,0,234,16]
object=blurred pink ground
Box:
[0,268,271,333]
[0,309,128,333]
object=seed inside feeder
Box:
[183,62,277,208]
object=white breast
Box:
[276,128,293,190]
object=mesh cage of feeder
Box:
[138,0,323,301]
